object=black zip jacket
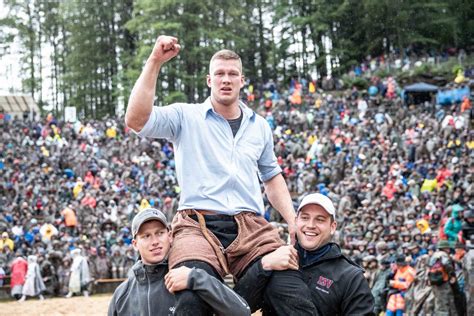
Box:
[297,242,375,316]
[108,260,250,316]
[237,242,374,316]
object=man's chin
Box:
[214,95,237,106]
[144,254,166,264]
[300,240,321,251]
[299,236,331,251]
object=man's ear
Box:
[132,238,138,251]
[206,75,211,88]
[168,230,173,244]
[331,220,337,236]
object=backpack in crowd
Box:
[428,257,449,285]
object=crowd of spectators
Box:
[0,69,472,312]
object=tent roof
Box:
[0,95,40,113]
[404,82,438,92]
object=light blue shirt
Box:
[136,98,282,215]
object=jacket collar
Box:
[296,242,339,268]
[297,242,363,270]
[132,259,168,283]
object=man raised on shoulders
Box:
[125,35,316,315]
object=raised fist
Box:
[150,35,181,65]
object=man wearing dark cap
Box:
[427,240,459,316]
[386,255,416,316]
[236,193,374,315]
[108,208,250,316]
[371,258,392,315]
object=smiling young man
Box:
[294,193,374,315]
[108,208,250,316]
[125,35,316,315]
[238,193,375,315]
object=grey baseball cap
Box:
[132,208,169,238]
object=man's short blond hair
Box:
[209,49,242,73]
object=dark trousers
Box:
[175,260,318,316]
[234,259,318,316]
[174,260,219,316]
[174,215,236,316]
[174,215,317,316]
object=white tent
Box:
[0,95,40,120]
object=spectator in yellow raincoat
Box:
[0,232,14,251]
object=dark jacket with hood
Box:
[238,242,374,316]
[108,260,250,316]
[296,242,375,315]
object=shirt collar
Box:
[202,97,255,121]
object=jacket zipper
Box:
[147,272,151,316]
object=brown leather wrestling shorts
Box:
[168,210,284,278]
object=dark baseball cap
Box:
[132,208,168,238]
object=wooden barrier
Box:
[94,278,126,294]
[0,274,236,300]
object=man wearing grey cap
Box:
[237,193,374,315]
[108,208,250,316]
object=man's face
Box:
[207,58,244,107]
[132,220,171,265]
[296,204,336,251]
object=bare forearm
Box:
[125,58,162,132]
[264,173,295,226]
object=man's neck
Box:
[211,98,241,120]
[296,242,332,267]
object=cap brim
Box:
[133,217,169,238]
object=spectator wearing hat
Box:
[19,255,46,301]
[371,257,392,315]
[95,246,111,280]
[110,246,126,279]
[108,208,250,316]
[386,254,416,316]
[404,254,434,315]
[57,256,72,296]
[428,240,463,316]
[237,193,374,315]
[363,255,379,288]
[85,247,99,294]
[10,253,28,300]
[406,243,421,266]
[66,248,91,298]
[40,253,59,297]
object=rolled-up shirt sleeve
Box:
[258,122,282,182]
[135,104,183,141]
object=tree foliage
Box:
[1,0,472,118]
